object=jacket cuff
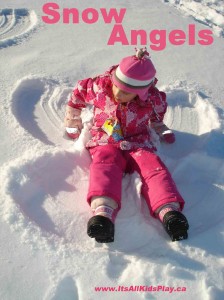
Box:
[67,100,81,109]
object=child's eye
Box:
[123,91,131,96]
[120,90,128,95]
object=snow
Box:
[0,9,38,48]
[0,0,224,299]
[161,0,224,38]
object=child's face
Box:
[112,84,137,104]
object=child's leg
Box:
[128,149,185,214]
[87,145,126,209]
[87,145,126,243]
[127,149,189,241]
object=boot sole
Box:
[163,211,189,242]
[87,215,114,243]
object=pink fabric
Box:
[87,145,126,206]
[162,132,176,144]
[87,145,185,218]
[68,66,167,151]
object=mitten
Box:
[152,122,175,144]
[64,106,82,139]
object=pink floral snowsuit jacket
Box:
[67,66,167,151]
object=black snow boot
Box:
[87,215,114,243]
[162,211,189,241]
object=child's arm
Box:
[149,85,167,124]
[149,87,175,144]
[68,77,97,109]
[65,77,96,139]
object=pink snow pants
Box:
[87,145,185,217]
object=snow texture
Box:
[161,0,224,38]
[0,0,224,299]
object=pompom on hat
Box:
[112,48,156,101]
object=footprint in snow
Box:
[44,276,79,300]
[162,0,224,38]
[107,252,130,279]
[0,8,38,48]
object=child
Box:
[64,48,189,243]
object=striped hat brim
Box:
[115,66,154,89]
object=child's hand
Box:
[64,106,82,139]
[151,122,175,144]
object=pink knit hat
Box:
[112,48,156,101]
